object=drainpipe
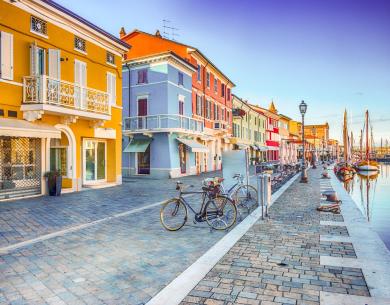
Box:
[124,62,131,117]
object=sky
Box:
[56,0,390,144]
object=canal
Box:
[342,163,390,250]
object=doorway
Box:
[137,145,150,175]
[83,139,106,184]
[178,143,186,174]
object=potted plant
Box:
[44,170,62,196]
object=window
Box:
[197,64,201,81]
[178,71,184,86]
[221,108,225,120]
[227,88,231,100]
[221,83,225,97]
[227,111,230,122]
[179,99,184,115]
[137,69,148,84]
[50,139,67,177]
[206,100,211,119]
[214,78,218,92]
[74,36,86,52]
[107,72,116,105]
[213,104,217,120]
[31,16,47,36]
[106,52,115,65]
[0,31,14,80]
[206,72,210,88]
[30,44,46,76]
[196,94,202,116]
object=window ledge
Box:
[30,30,48,39]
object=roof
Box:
[41,0,130,50]
[232,95,266,116]
[124,51,197,72]
[279,113,292,121]
[123,29,235,86]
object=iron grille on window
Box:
[106,52,115,65]
[31,16,47,36]
[74,36,86,52]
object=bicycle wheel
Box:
[205,196,237,230]
[160,198,188,231]
[235,185,258,211]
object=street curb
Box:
[146,171,300,305]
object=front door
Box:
[84,139,106,184]
[178,143,186,174]
[137,145,150,175]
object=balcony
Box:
[22,76,110,122]
[123,114,204,135]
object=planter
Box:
[47,175,62,196]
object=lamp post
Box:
[311,127,317,169]
[299,101,308,183]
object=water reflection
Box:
[341,163,390,250]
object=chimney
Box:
[119,27,126,38]
[155,30,162,38]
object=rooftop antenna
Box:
[162,19,180,41]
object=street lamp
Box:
[299,100,308,183]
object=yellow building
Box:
[304,123,329,160]
[231,95,267,162]
[0,0,130,199]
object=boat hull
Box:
[357,165,379,171]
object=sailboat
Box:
[334,110,355,178]
[356,110,379,171]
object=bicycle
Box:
[160,181,237,231]
[217,174,258,219]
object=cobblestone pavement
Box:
[0,170,262,305]
[181,168,370,305]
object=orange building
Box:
[120,29,235,172]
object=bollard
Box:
[263,174,271,217]
[257,174,264,219]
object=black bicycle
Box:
[160,181,237,231]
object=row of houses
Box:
[0,0,339,200]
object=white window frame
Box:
[0,31,14,80]
[82,138,107,185]
[106,72,116,106]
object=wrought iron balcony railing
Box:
[123,114,204,134]
[23,76,110,115]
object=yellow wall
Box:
[0,1,125,187]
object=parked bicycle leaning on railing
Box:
[160,181,237,231]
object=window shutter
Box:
[48,49,61,79]
[30,42,39,76]
[0,31,13,80]
[74,61,80,84]
[111,74,116,105]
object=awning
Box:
[237,144,249,150]
[267,146,279,151]
[256,145,268,151]
[177,138,209,153]
[250,145,258,151]
[123,138,152,153]
[0,118,61,138]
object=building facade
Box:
[304,123,329,162]
[279,114,298,164]
[231,95,267,162]
[252,102,280,162]
[122,52,207,178]
[120,29,234,174]
[0,0,129,200]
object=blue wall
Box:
[122,59,195,178]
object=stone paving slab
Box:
[180,168,370,305]
[0,171,262,305]
[0,170,227,248]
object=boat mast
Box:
[360,129,363,160]
[366,110,369,161]
[351,131,354,163]
[343,109,348,163]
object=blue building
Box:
[122,52,207,178]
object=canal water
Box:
[342,163,390,250]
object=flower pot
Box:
[47,175,62,196]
